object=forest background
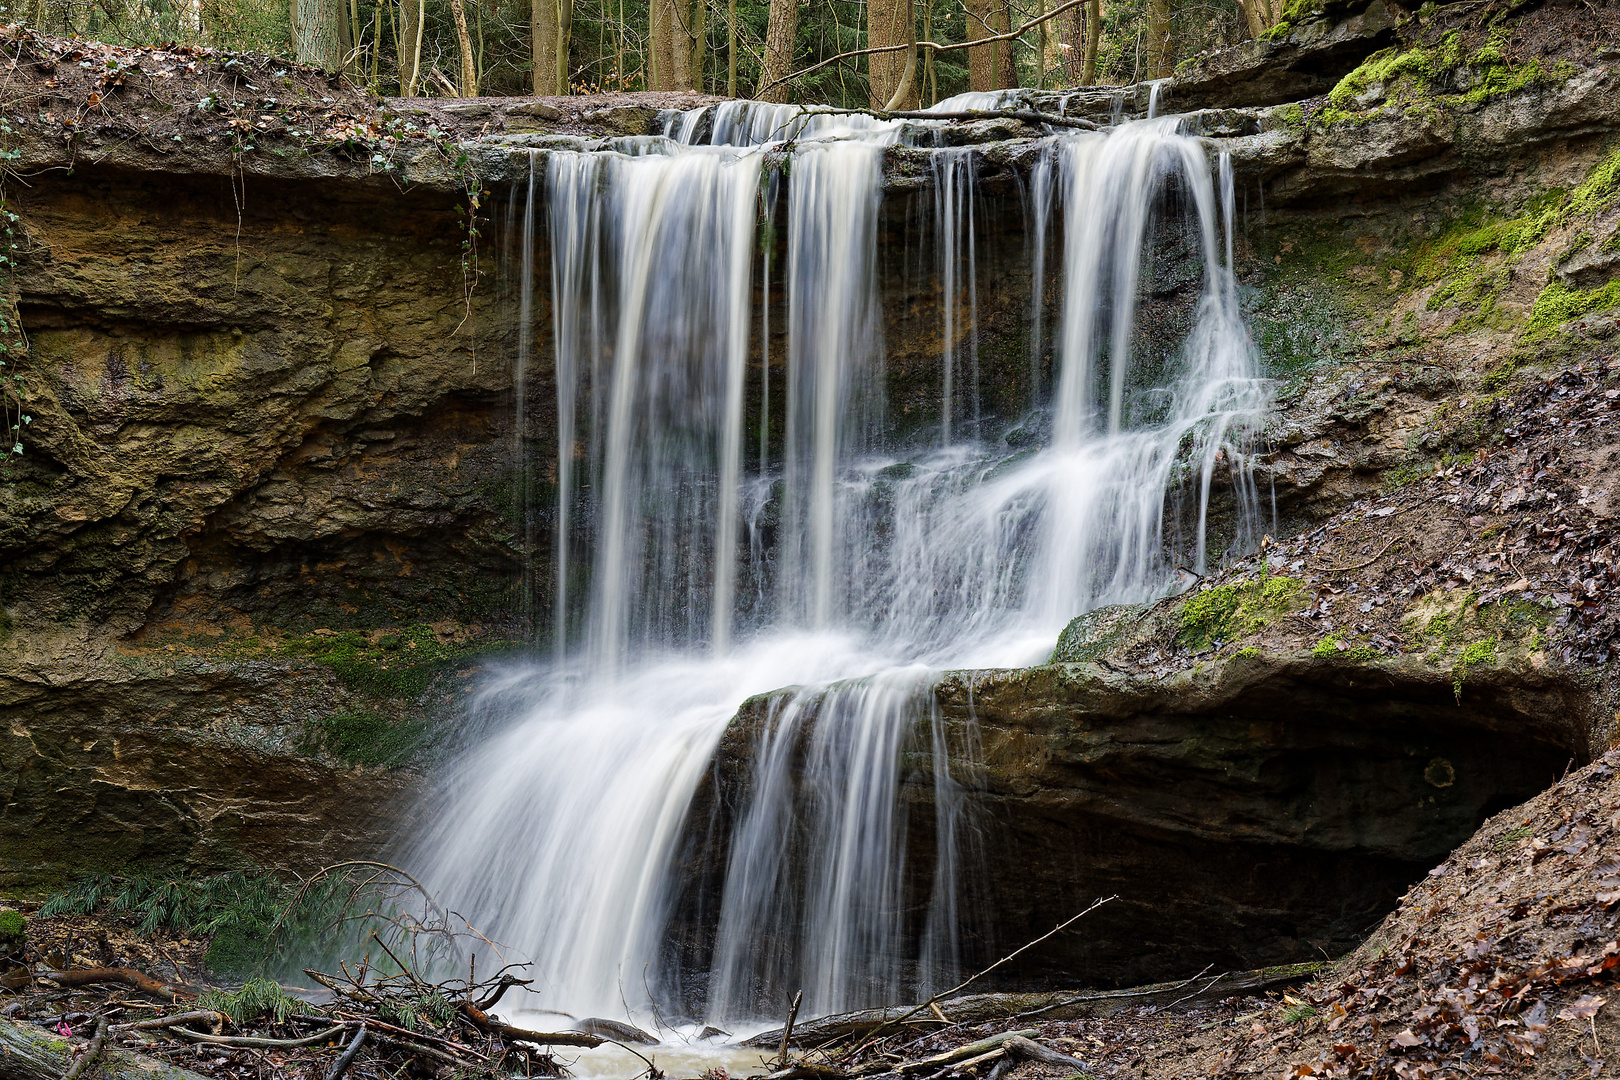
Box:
[8,0,1286,116]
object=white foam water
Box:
[407,95,1269,1031]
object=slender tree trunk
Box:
[755,0,798,101]
[1056,1,1081,83]
[533,0,572,93]
[342,0,359,75]
[1235,0,1262,39]
[1145,0,1172,78]
[402,0,426,93]
[727,0,737,95]
[556,0,574,92]
[685,0,704,91]
[447,0,477,92]
[1082,0,1101,82]
[1035,0,1046,89]
[923,0,936,104]
[867,0,917,109]
[649,0,673,88]
[965,0,1015,91]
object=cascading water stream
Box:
[407,96,1270,1032]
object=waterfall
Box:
[407,99,1269,1029]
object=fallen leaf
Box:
[1561,996,1609,1022]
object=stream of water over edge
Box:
[404,94,1272,1045]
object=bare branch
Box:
[758,0,1088,95]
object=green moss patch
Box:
[296,709,430,768]
[1319,30,1566,127]
[1178,575,1306,651]
[281,623,509,699]
[1525,279,1620,337]
[1311,635,1377,661]
[1406,144,1620,339]
[1401,590,1549,700]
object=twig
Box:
[62,1017,108,1080]
[1311,536,1403,574]
[365,1030,479,1069]
[323,1024,368,1080]
[369,930,428,990]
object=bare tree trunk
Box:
[345,0,361,75]
[401,0,426,93]
[1235,0,1262,39]
[1056,1,1082,83]
[923,0,937,103]
[556,0,574,93]
[727,0,737,95]
[533,0,557,92]
[1144,0,1171,78]
[1082,0,1101,82]
[292,0,345,71]
[685,0,703,91]
[1035,0,1046,89]
[649,0,674,88]
[868,0,917,109]
[965,0,1015,91]
[755,0,798,101]
[447,0,477,92]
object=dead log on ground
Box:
[747,962,1322,1048]
[39,969,195,1002]
[0,1013,213,1080]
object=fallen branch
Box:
[329,1010,490,1060]
[840,896,1116,1056]
[474,973,533,1011]
[754,962,1321,1049]
[41,968,195,1002]
[895,1030,1037,1073]
[458,1000,604,1048]
[114,1011,224,1033]
[323,1024,368,1080]
[163,1023,350,1049]
[364,1030,482,1070]
[60,1018,108,1080]
[777,990,803,1065]
[1002,1035,1087,1071]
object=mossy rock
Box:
[0,909,25,943]
[1052,604,1147,664]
